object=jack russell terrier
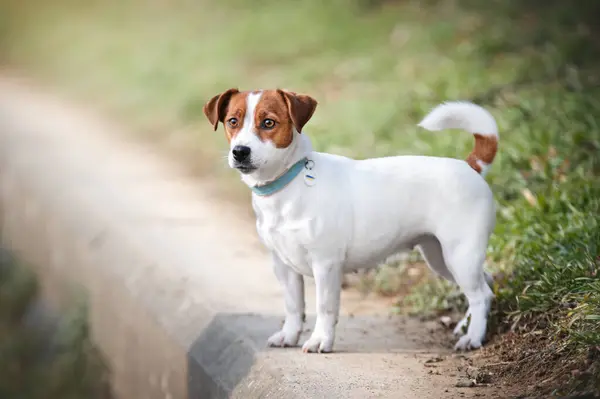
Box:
[203,89,498,352]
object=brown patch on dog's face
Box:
[221,91,251,143]
[252,90,296,148]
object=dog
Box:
[203,88,498,353]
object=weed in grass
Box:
[0,250,111,399]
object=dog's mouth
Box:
[234,164,257,174]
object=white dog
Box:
[203,89,498,352]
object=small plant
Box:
[0,252,112,399]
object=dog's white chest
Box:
[253,200,314,276]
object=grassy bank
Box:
[0,249,111,399]
[1,0,598,395]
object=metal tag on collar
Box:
[304,159,316,187]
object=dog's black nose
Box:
[232,145,251,162]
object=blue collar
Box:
[251,157,307,196]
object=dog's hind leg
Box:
[441,237,494,351]
[453,267,495,337]
[416,234,455,283]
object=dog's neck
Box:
[241,133,313,189]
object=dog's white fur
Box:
[228,94,498,352]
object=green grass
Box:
[0,251,111,399]
[1,0,599,394]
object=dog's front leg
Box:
[267,253,305,348]
[302,261,342,353]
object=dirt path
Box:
[0,73,513,398]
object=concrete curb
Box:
[0,77,491,399]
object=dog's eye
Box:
[261,119,276,129]
[227,118,238,128]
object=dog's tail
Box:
[417,101,499,177]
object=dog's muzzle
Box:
[231,145,256,174]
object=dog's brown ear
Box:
[277,89,318,133]
[203,88,239,131]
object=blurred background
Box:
[0,0,599,396]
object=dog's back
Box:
[332,154,495,270]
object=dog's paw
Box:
[301,333,334,353]
[453,335,482,351]
[267,329,301,348]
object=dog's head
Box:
[203,89,317,179]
